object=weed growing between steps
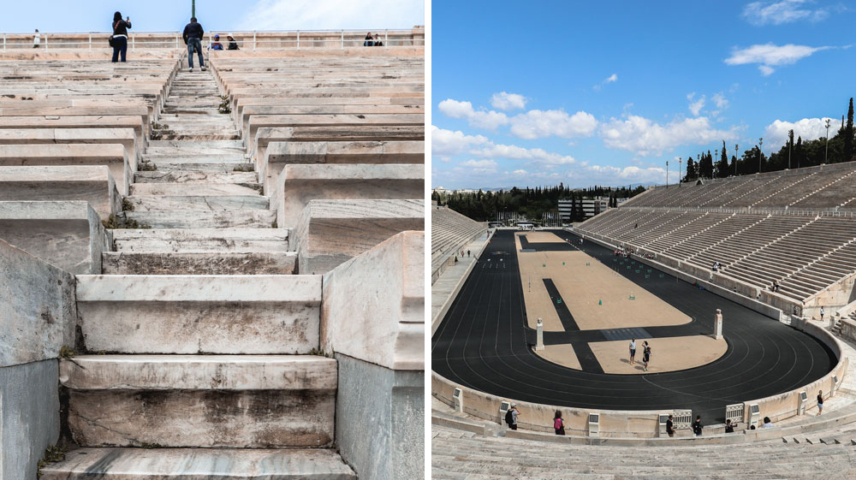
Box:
[151,122,164,130]
[138,161,158,171]
[36,445,66,479]
[102,214,152,230]
[59,345,76,359]
[219,95,232,114]
[122,198,135,212]
[309,347,334,358]
[233,163,254,172]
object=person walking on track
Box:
[629,338,636,365]
[693,415,703,436]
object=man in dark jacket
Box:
[183,17,206,72]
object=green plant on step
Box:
[308,347,332,358]
[233,163,254,172]
[140,442,163,449]
[122,198,135,212]
[138,161,157,171]
[36,445,67,479]
[59,345,76,359]
[151,122,163,130]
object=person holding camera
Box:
[111,12,131,63]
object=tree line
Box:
[683,97,855,182]
[432,184,646,222]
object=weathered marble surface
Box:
[321,231,424,370]
[0,201,108,274]
[0,127,140,163]
[123,209,276,229]
[336,354,424,480]
[125,193,269,212]
[40,448,357,480]
[295,199,424,274]
[130,183,262,196]
[60,355,336,391]
[0,165,121,219]
[76,275,321,354]
[0,360,61,480]
[67,389,334,447]
[0,143,131,194]
[111,228,289,253]
[102,251,297,275]
[134,170,259,186]
[0,117,145,155]
[0,237,76,366]
[273,163,423,228]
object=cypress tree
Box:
[845,98,854,162]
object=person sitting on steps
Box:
[227,34,239,50]
[211,34,224,50]
[183,16,206,72]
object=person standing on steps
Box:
[33,29,40,48]
[553,410,565,435]
[819,306,825,322]
[183,17,206,72]
[111,12,131,63]
[692,415,703,437]
[505,404,519,430]
[817,390,824,415]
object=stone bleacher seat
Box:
[432,206,488,276]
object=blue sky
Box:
[0,0,423,33]
[432,0,856,190]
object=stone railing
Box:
[0,27,425,51]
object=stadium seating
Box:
[431,205,488,279]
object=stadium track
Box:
[432,229,836,422]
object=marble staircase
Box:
[43,67,356,479]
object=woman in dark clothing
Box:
[364,32,373,47]
[553,410,565,435]
[111,11,131,63]
[227,34,239,50]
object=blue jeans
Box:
[187,38,204,68]
[111,36,127,63]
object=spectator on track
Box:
[761,417,774,428]
[33,29,40,48]
[819,306,825,322]
[227,34,239,50]
[467,250,471,257]
[183,17,206,72]
[817,391,824,415]
[364,32,374,47]
[629,338,636,365]
[725,419,735,433]
[111,12,131,63]
[642,341,651,372]
[666,414,675,437]
[692,416,703,437]
[554,410,565,435]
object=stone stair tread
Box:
[60,354,335,390]
[123,209,276,228]
[40,447,356,479]
[125,194,270,212]
[134,170,259,184]
[102,251,297,274]
[130,183,262,196]
[112,227,289,253]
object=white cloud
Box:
[742,0,832,26]
[585,165,667,184]
[490,92,527,111]
[460,159,498,173]
[512,169,528,175]
[473,144,577,166]
[437,99,509,130]
[431,126,490,157]
[509,109,598,139]
[599,115,740,157]
[763,117,837,150]
[238,0,423,30]
[712,93,729,109]
[725,43,834,75]
[687,93,706,116]
[593,73,619,91]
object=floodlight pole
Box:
[678,159,682,186]
[666,160,669,188]
[824,119,832,164]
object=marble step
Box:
[102,251,296,274]
[148,140,244,149]
[152,161,254,173]
[76,274,321,354]
[151,133,242,141]
[143,154,249,163]
[125,194,269,212]
[112,228,289,253]
[41,448,356,480]
[130,183,263,196]
[134,170,259,185]
[123,209,276,228]
[154,124,239,133]
[60,355,334,448]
